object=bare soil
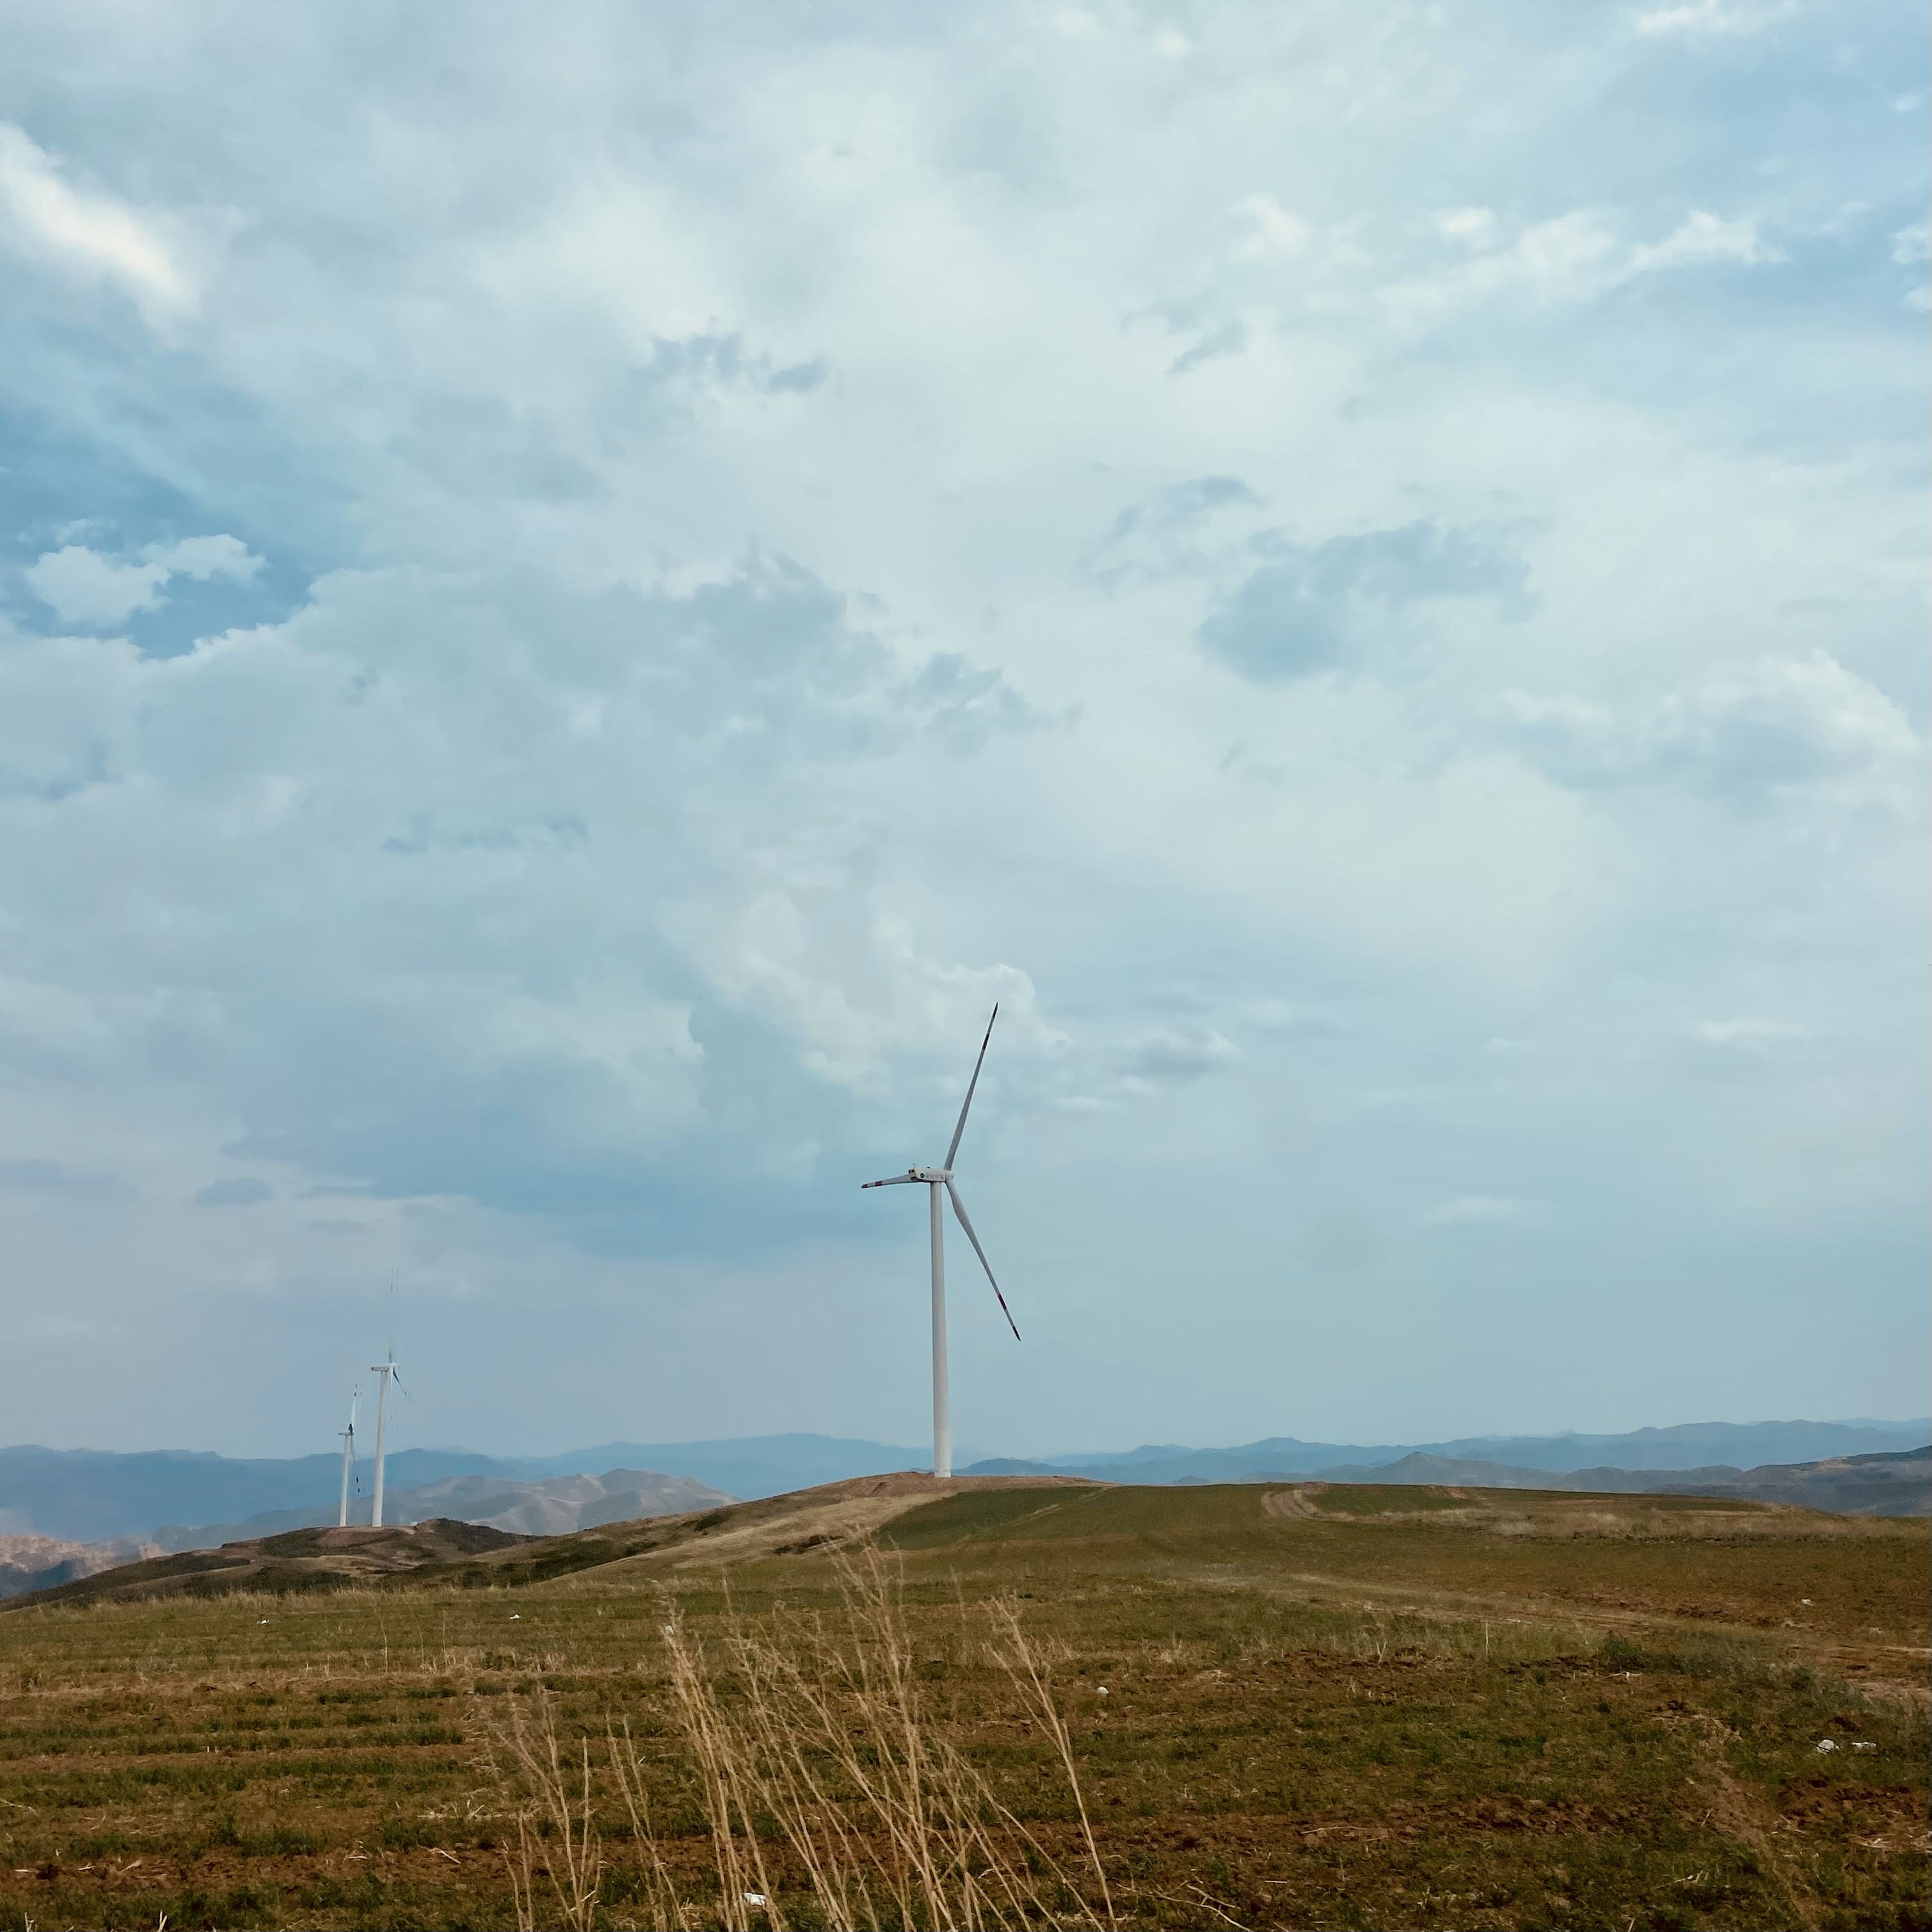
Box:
[0,1478,1923,1929]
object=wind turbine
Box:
[863,1005,1019,1480]
[336,1387,359,1529]
[369,1350,403,1528]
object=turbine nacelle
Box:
[862,1165,952,1187]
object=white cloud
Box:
[0,547,1060,1228]
[1892,222,1931,308]
[1232,193,1311,260]
[1389,205,1782,328]
[0,122,195,321]
[680,900,1049,1096]
[1496,655,1923,806]
[1628,209,1783,273]
[25,536,263,629]
[1424,1195,1552,1227]
[0,3,1922,1457]
[1633,0,1801,35]
[1697,1018,1808,1050]
[1119,1026,1240,1087]
[1238,999,1348,1037]
[1436,206,1497,246]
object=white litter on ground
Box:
[1816,1739,1840,1753]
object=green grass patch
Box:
[1302,1483,1472,1513]
[881,1481,1266,1549]
[0,1487,1922,1930]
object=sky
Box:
[0,1,1926,1464]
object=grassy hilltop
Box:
[0,1478,1924,1930]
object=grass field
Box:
[0,1481,1924,1929]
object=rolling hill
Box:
[149,1466,736,1551]
[5,1420,1924,1543]
[3,1469,1924,1929]
[3,1473,1091,1611]
[1227,1444,1932,1517]
[10,1451,1926,1617]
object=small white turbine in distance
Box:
[369,1350,403,1528]
[863,1005,1019,1481]
[336,1387,359,1529]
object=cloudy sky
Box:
[1,1,1925,1464]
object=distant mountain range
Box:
[3,1419,1925,1542]
[0,1532,162,1602]
[1252,1446,1931,1517]
[1,1469,730,1596]
[9,1441,1926,1610]
[148,1467,735,1553]
[0,1434,923,1542]
[964,1419,1932,1485]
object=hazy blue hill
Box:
[971,1419,1932,1485]
[1025,1444,1195,1468]
[6,1421,1925,1541]
[513,1434,932,1498]
[1419,1421,1932,1473]
[0,1436,929,1539]
[151,1467,736,1552]
[0,1445,504,1542]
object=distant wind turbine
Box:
[863,1005,1019,1480]
[336,1387,359,1529]
[369,1350,402,1528]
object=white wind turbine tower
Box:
[368,1350,403,1528]
[863,1005,1020,1480]
[335,1387,359,1529]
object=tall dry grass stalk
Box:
[497,1690,604,1931]
[491,1549,1114,1931]
[987,1597,1115,1930]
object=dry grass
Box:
[0,1481,1924,1928]
[1679,1709,1823,1932]
[491,1551,1113,1932]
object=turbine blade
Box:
[861,1173,920,1188]
[945,1179,1019,1340]
[943,1004,999,1171]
